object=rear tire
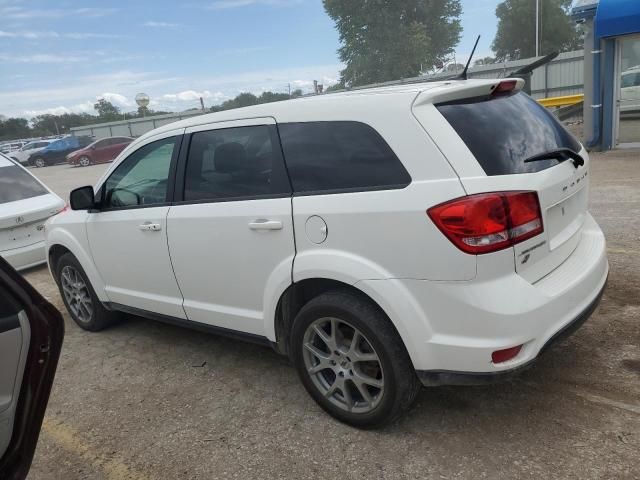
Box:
[56,253,118,331]
[290,290,420,429]
[33,157,45,168]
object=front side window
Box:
[278,121,411,194]
[103,136,177,208]
[183,125,290,202]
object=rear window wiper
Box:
[523,148,584,169]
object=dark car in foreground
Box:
[67,136,133,167]
[0,256,64,479]
[28,136,93,168]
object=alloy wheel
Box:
[60,265,93,324]
[79,156,91,167]
[34,158,45,168]
[302,317,384,414]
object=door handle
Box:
[248,219,283,231]
[138,222,161,231]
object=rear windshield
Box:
[436,92,581,176]
[0,165,48,204]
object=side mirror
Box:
[90,145,96,150]
[69,186,96,211]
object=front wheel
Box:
[290,290,420,428]
[56,253,118,331]
[33,157,46,168]
[78,155,91,167]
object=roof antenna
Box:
[454,35,480,80]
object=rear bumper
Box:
[416,275,607,386]
[1,241,47,271]
[357,213,608,378]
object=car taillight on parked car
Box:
[427,191,543,254]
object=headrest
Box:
[214,142,247,173]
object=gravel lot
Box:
[22,153,640,479]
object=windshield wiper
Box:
[523,148,584,169]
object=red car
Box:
[66,136,133,167]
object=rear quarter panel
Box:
[286,93,475,283]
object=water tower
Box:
[135,93,150,117]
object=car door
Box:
[85,130,187,318]
[51,138,70,163]
[91,139,111,163]
[107,138,130,162]
[167,118,294,336]
[0,256,64,480]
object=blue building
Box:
[572,0,640,149]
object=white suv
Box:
[45,78,608,428]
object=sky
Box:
[0,0,501,119]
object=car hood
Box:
[67,148,88,157]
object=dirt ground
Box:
[21,152,640,479]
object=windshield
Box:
[0,165,48,204]
[436,92,582,176]
[621,72,640,88]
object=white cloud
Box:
[143,21,180,28]
[0,6,117,19]
[24,101,95,117]
[0,30,122,40]
[0,64,342,118]
[206,0,301,9]
[162,90,226,102]
[98,93,134,108]
[215,46,271,56]
[0,53,88,63]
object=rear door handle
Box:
[248,219,283,231]
[139,222,161,231]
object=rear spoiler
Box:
[412,78,526,107]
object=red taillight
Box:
[492,345,522,364]
[427,191,543,254]
[492,80,517,96]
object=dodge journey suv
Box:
[45,78,608,428]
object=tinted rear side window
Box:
[183,125,290,202]
[0,165,48,204]
[436,92,581,176]
[279,121,411,194]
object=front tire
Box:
[290,290,420,428]
[33,157,45,168]
[78,155,91,167]
[56,253,118,331]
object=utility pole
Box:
[535,0,540,57]
[288,83,291,97]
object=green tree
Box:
[492,0,583,61]
[209,90,306,113]
[474,56,496,66]
[94,98,121,121]
[323,0,462,87]
[30,113,95,136]
[0,117,31,140]
[258,91,291,103]
[137,105,150,117]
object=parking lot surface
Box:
[23,156,640,479]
